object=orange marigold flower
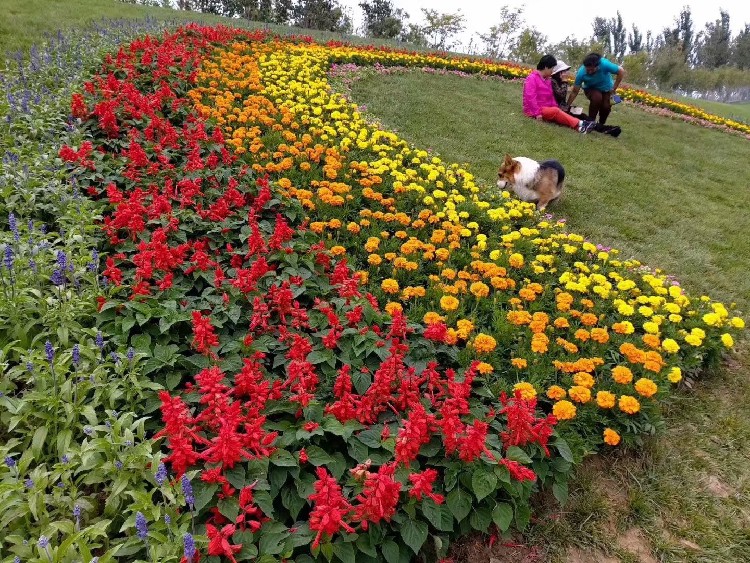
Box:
[634,378,658,398]
[568,385,592,403]
[618,395,641,415]
[444,328,459,345]
[513,381,537,400]
[531,333,549,354]
[440,295,460,311]
[423,312,444,325]
[642,334,661,349]
[552,400,577,420]
[330,245,346,256]
[546,385,566,400]
[477,362,494,374]
[385,302,403,316]
[603,428,621,446]
[611,366,634,384]
[596,391,616,409]
[580,313,598,326]
[381,278,399,294]
[573,372,595,388]
[470,282,490,298]
[574,329,590,342]
[590,327,609,344]
[473,333,497,354]
[511,358,528,369]
[554,317,570,329]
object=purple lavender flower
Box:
[88,249,99,272]
[4,456,15,468]
[164,514,171,525]
[29,258,37,273]
[45,341,54,362]
[155,462,168,487]
[9,213,19,241]
[61,454,70,463]
[13,556,20,563]
[83,426,94,436]
[56,250,67,271]
[3,245,13,271]
[127,347,135,362]
[135,511,148,540]
[26,361,33,373]
[183,533,196,562]
[50,267,65,286]
[114,460,123,470]
[181,474,194,509]
[38,536,49,548]
[72,344,80,367]
[110,351,120,364]
[25,478,34,488]
[95,332,104,349]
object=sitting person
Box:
[523,54,597,134]
[552,60,621,137]
[566,52,625,125]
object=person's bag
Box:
[612,94,623,104]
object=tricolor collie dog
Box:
[496,154,565,211]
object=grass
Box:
[350,69,750,562]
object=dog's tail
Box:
[539,160,565,186]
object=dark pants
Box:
[584,89,612,124]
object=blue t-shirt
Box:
[574,58,620,92]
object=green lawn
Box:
[350,69,750,562]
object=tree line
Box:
[122,0,750,100]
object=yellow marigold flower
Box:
[634,378,658,398]
[661,338,679,354]
[444,328,459,345]
[643,321,659,334]
[509,253,525,268]
[702,312,722,326]
[721,333,734,348]
[618,395,641,415]
[730,317,745,328]
[612,321,635,335]
[668,367,682,383]
[611,366,634,385]
[381,278,399,294]
[513,381,537,400]
[684,333,703,346]
[470,281,490,298]
[423,312,444,325]
[573,372,595,388]
[603,428,621,446]
[330,245,346,256]
[476,362,494,375]
[546,385,566,400]
[473,333,497,354]
[552,400,577,420]
[456,319,475,339]
[568,385,592,403]
[385,302,402,316]
[440,295,460,311]
[511,358,528,369]
[596,391,616,409]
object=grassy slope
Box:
[350,71,750,562]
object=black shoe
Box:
[605,126,622,138]
[579,120,597,134]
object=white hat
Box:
[552,61,571,74]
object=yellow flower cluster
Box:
[187,37,745,445]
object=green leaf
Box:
[492,502,513,532]
[381,539,400,563]
[270,448,298,467]
[193,481,218,513]
[332,540,356,563]
[553,481,569,505]
[446,487,472,522]
[218,497,240,522]
[555,438,575,463]
[305,445,334,466]
[253,489,275,518]
[505,446,533,464]
[400,519,428,555]
[469,505,492,532]
[31,426,48,457]
[515,503,531,530]
[225,466,246,490]
[471,468,498,502]
[351,369,372,394]
[281,486,306,520]
[357,426,382,449]
[259,531,290,555]
[421,499,454,532]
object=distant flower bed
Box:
[1,24,744,563]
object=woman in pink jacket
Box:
[523,55,597,134]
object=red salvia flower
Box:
[206,523,241,563]
[353,463,402,529]
[191,311,219,357]
[308,467,355,548]
[408,468,445,504]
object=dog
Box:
[496,154,565,211]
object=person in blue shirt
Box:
[565,53,625,125]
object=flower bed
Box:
[1,24,745,562]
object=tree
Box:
[421,8,466,51]
[592,17,612,55]
[695,10,731,68]
[661,6,694,64]
[550,36,604,67]
[273,0,294,24]
[399,23,428,47]
[291,0,352,33]
[731,24,750,69]
[510,28,549,65]
[628,24,643,54]
[238,0,274,21]
[610,11,626,61]
[476,5,525,60]
[359,0,408,39]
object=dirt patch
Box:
[617,528,658,563]
[703,474,733,498]
[449,533,544,563]
[564,546,620,563]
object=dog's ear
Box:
[503,153,514,165]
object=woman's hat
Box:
[552,61,571,74]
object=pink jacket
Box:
[522,71,557,118]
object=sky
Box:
[338,0,750,53]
